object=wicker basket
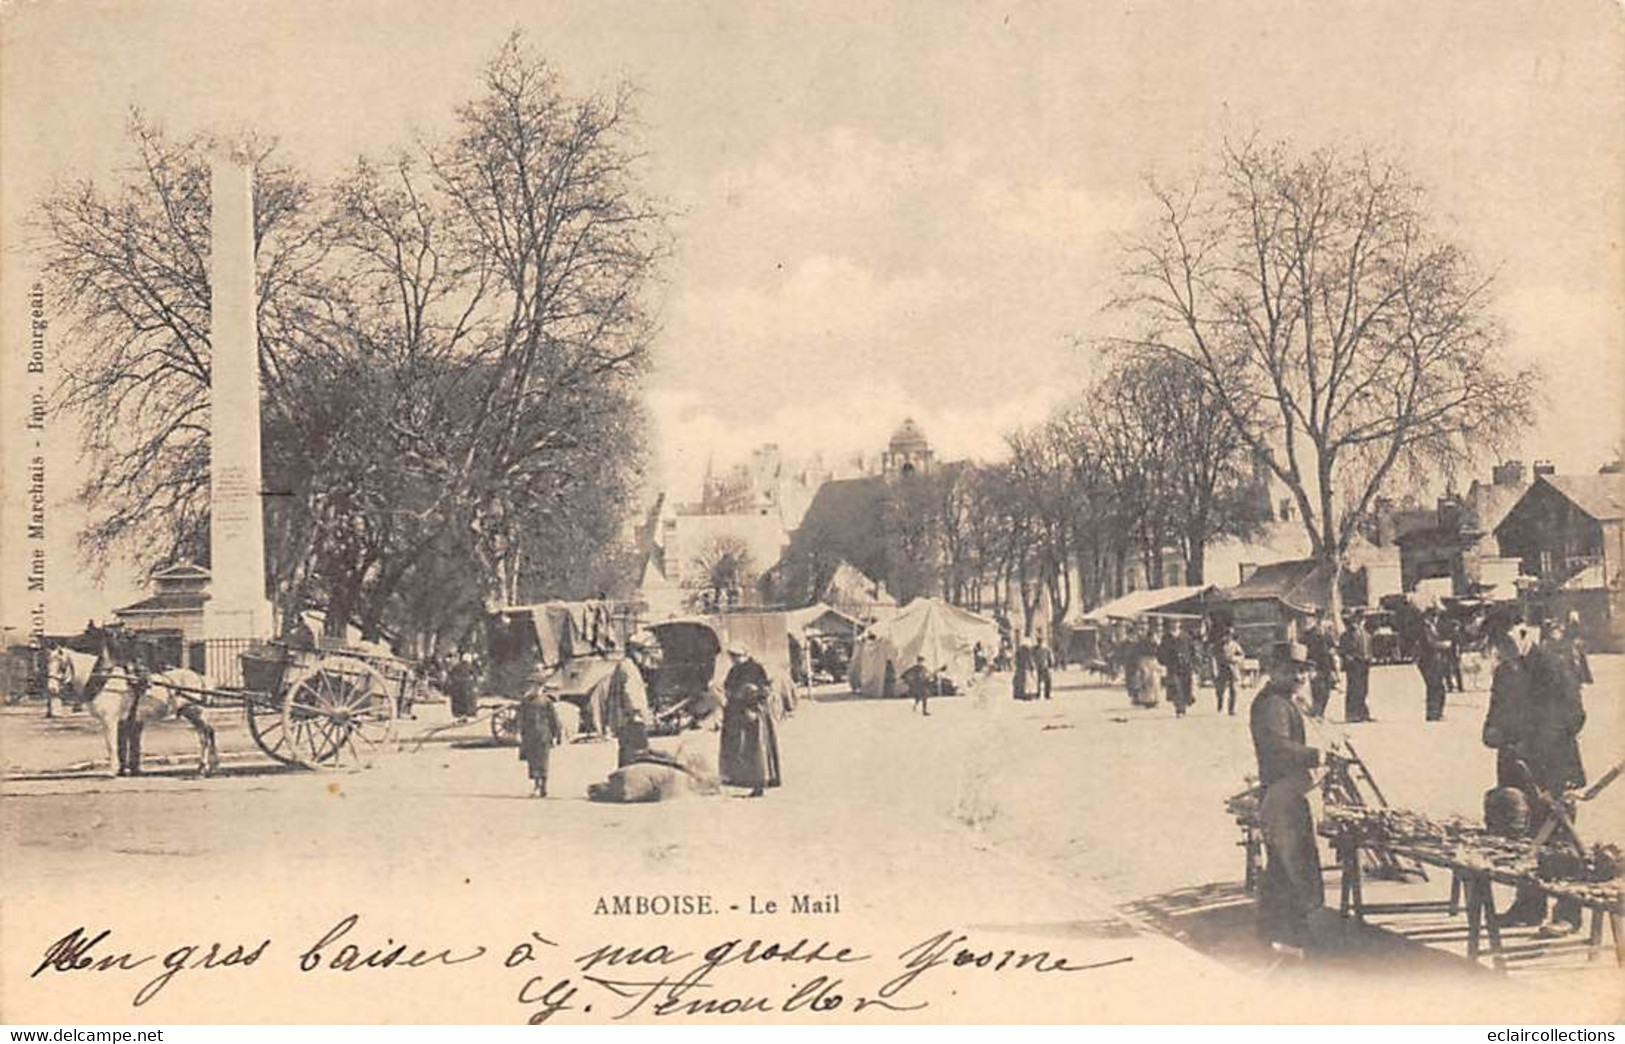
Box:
[239,647,289,694]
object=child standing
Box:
[519,672,564,797]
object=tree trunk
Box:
[1324,551,1345,629]
[1186,525,1207,586]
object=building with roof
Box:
[1213,537,1400,654]
[1494,471,1625,645]
[1344,460,1532,598]
[696,443,854,531]
[1495,472,1624,585]
[768,420,963,606]
[112,562,211,642]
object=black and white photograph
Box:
[1,0,1621,1025]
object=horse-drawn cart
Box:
[234,643,404,769]
[49,635,408,774]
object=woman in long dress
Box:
[1132,627,1164,708]
[718,646,781,797]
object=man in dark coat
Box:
[1339,614,1374,723]
[719,645,781,797]
[1158,625,1193,717]
[1250,640,1326,951]
[1441,613,1465,693]
[1418,608,1451,721]
[518,674,565,798]
[1303,616,1337,719]
[1012,641,1033,701]
[902,655,935,715]
[1482,617,1586,934]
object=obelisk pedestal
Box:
[203,149,272,640]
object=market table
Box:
[1319,809,1623,970]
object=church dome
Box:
[888,417,930,454]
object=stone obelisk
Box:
[204,148,272,640]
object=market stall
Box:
[1228,743,1623,969]
[1319,805,1623,968]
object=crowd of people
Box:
[1248,608,1596,953]
[970,598,1601,956]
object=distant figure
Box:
[1302,616,1337,719]
[1032,642,1054,701]
[1098,632,1120,681]
[1214,631,1244,716]
[1560,612,1593,686]
[1339,614,1374,723]
[1159,624,1193,717]
[883,660,898,699]
[973,642,988,674]
[284,615,317,653]
[1129,627,1163,708]
[1441,613,1464,693]
[902,655,935,716]
[518,674,565,798]
[447,653,478,719]
[1013,641,1033,701]
[1418,608,1450,721]
[719,645,781,797]
[608,654,651,768]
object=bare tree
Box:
[1114,138,1538,611]
[35,34,665,650]
[425,33,669,606]
[687,535,755,611]
[1084,353,1257,585]
[35,112,327,574]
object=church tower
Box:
[881,418,934,479]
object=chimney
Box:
[1374,497,1396,546]
[1437,494,1463,532]
[1533,460,1556,478]
[1492,460,1526,487]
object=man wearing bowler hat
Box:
[1250,639,1329,951]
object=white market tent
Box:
[848,598,999,696]
[1076,585,1213,625]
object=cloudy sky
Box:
[2,0,1621,627]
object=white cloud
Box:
[650,127,1130,492]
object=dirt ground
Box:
[2,657,1620,1023]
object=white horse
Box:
[46,648,220,778]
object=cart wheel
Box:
[245,692,298,765]
[281,660,397,769]
[491,704,519,745]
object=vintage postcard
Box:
[2,0,1622,1025]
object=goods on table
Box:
[1320,805,1623,907]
